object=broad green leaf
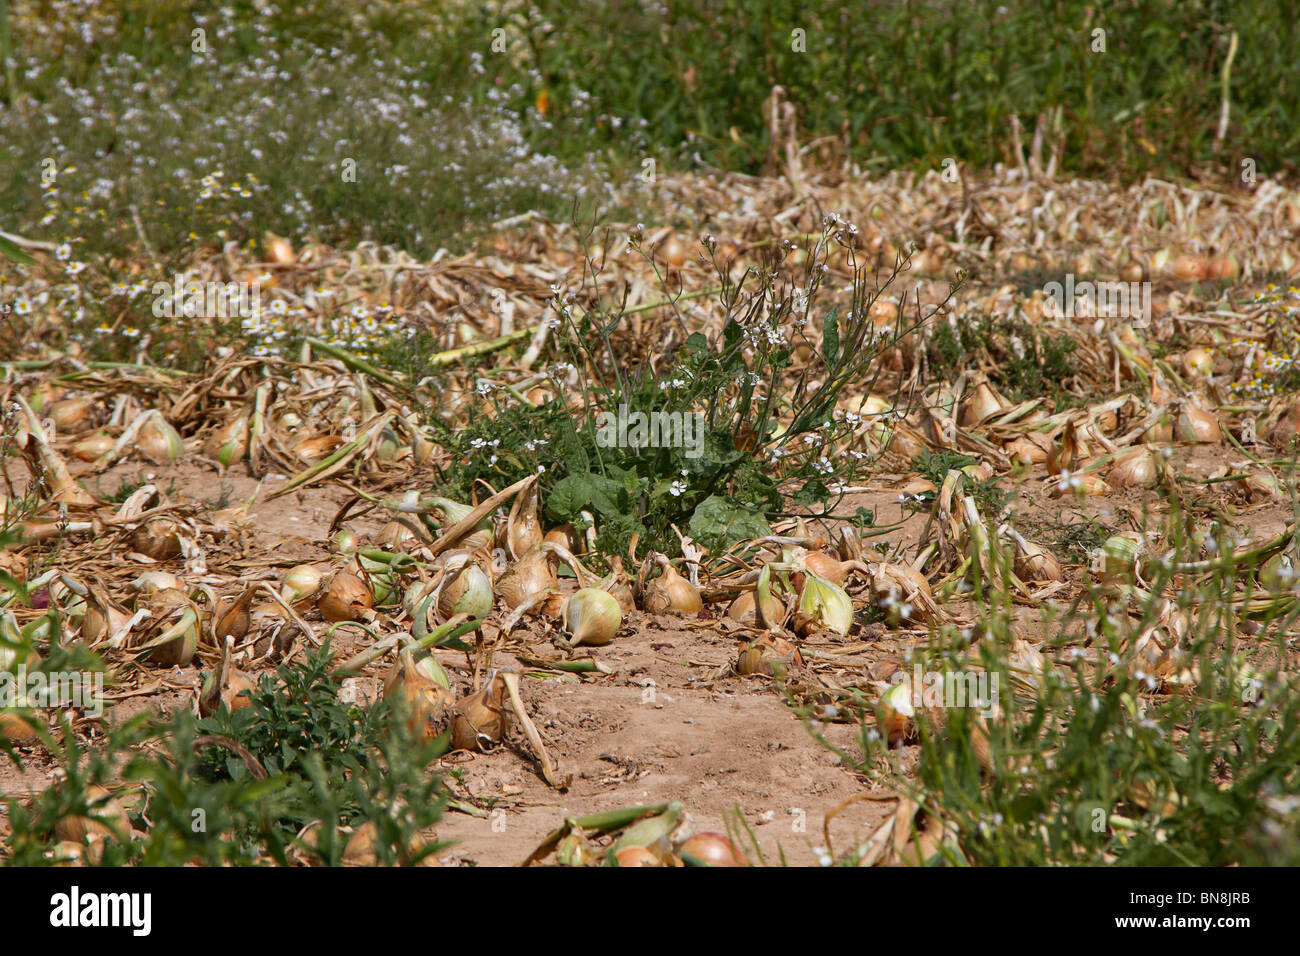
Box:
[0,234,35,265]
[688,495,770,549]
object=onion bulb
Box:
[1181,347,1214,379]
[728,564,786,628]
[1046,420,1088,476]
[661,236,688,268]
[383,648,452,739]
[72,432,116,462]
[138,412,185,463]
[130,518,184,560]
[450,671,509,752]
[959,377,1009,426]
[877,680,916,745]
[130,571,180,594]
[794,572,854,637]
[614,846,663,867]
[1008,531,1063,583]
[639,554,702,615]
[495,542,559,610]
[1176,399,1221,444]
[0,709,41,746]
[280,564,323,605]
[48,397,94,431]
[54,785,131,845]
[679,832,748,867]
[1099,534,1143,585]
[438,562,494,621]
[798,550,864,587]
[317,571,373,623]
[1106,447,1159,488]
[0,550,26,587]
[203,414,249,467]
[134,587,200,666]
[214,587,255,643]
[564,588,623,646]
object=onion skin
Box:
[449,673,509,752]
[281,564,323,605]
[0,709,42,746]
[641,556,702,615]
[317,571,373,623]
[877,681,916,745]
[72,432,116,462]
[55,785,132,845]
[131,518,184,560]
[679,832,749,867]
[614,846,664,867]
[564,588,623,646]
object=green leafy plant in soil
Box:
[2,643,449,866]
[430,217,961,559]
[926,311,1080,407]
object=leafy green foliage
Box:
[912,449,1009,518]
[926,312,1079,406]
[431,221,955,557]
[2,644,449,866]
